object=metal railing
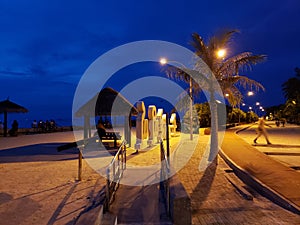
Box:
[160,139,170,216]
[104,140,127,211]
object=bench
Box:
[99,132,122,148]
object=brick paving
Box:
[177,135,300,225]
[3,130,300,224]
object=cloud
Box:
[0,69,32,77]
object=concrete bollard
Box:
[147,105,157,146]
[135,101,146,150]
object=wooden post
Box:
[128,112,132,147]
[3,111,7,137]
[78,149,82,181]
[84,115,89,140]
[124,115,127,144]
[88,121,91,138]
[79,115,89,181]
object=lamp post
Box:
[160,58,193,140]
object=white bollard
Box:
[162,114,167,140]
[169,113,177,136]
[156,108,163,142]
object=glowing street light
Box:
[159,57,168,65]
[256,102,260,106]
[216,49,226,59]
[247,91,254,96]
[225,93,229,97]
[249,106,252,110]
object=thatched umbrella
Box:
[75,87,137,143]
[76,87,138,117]
[0,99,29,137]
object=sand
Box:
[0,131,105,225]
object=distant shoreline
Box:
[0,126,73,136]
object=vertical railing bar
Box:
[159,138,171,217]
[105,167,110,211]
[104,140,127,212]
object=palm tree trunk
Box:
[209,90,218,162]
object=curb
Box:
[219,128,300,215]
[224,173,253,201]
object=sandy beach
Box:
[0,131,105,225]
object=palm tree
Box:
[168,29,266,162]
[282,67,300,123]
[282,67,300,101]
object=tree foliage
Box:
[190,29,266,107]
[282,67,300,101]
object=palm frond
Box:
[223,86,243,107]
[231,75,265,91]
[234,53,267,73]
[218,52,267,77]
[219,75,265,107]
[190,33,212,68]
[208,29,239,53]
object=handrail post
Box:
[104,140,127,212]
[105,167,110,211]
[124,144,127,169]
[166,113,170,165]
[159,138,171,217]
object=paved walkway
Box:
[220,125,300,214]
[2,129,300,224]
[110,131,300,224]
[177,134,300,225]
[237,123,300,170]
[109,137,182,224]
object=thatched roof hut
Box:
[0,99,28,137]
[75,87,137,117]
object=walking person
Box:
[254,117,272,144]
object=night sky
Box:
[1,0,300,127]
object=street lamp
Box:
[216,49,226,59]
[247,91,254,96]
[160,57,193,140]
[159,58,168,65]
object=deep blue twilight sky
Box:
[1,0,300,127]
